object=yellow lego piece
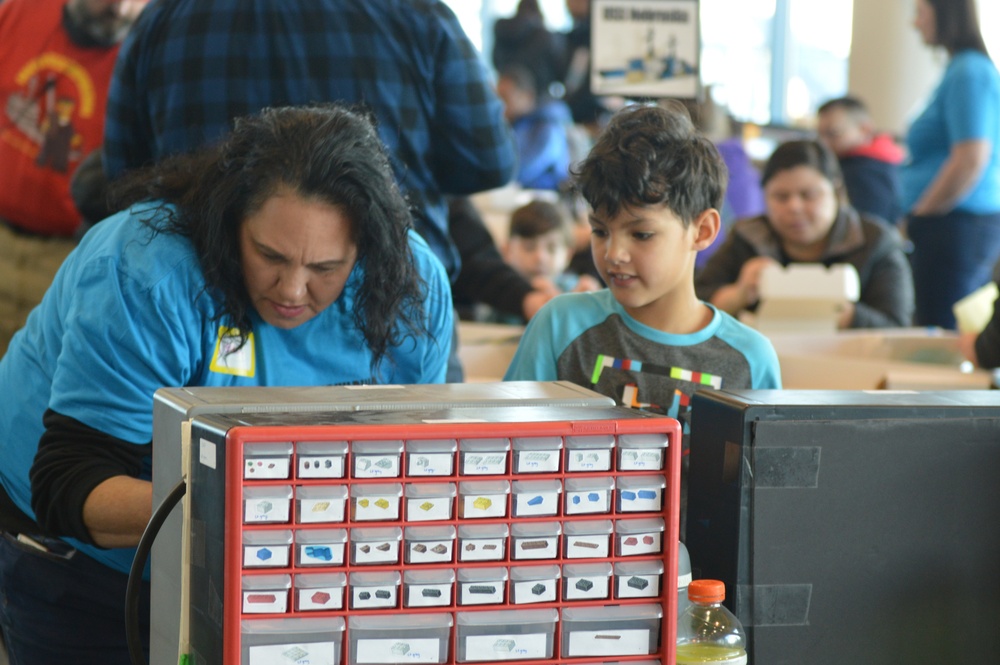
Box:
[419,501,434,511]
[312,501,330,512]
[358,498,370,508]
[374,498,390,510]
[473,496,492,511]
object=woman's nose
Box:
[275,268,308,301]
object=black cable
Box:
[126,479,187,665]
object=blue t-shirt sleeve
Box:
[504,302,562,381]
[943,55,1000,143]
[49,257,208,444]
[751,338,783,389]
[715,313,783,389]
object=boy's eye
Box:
[590,228,609,238]
[633,232,654,241]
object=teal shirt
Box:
[902,50,1000,214]
[504,290,781,429]
[0,204,453,574]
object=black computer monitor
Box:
[687,389,1000,664]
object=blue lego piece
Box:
[305,546,333,561]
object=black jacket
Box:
[696,207,915,328]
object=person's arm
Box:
[840,159,903,225]
[849,240,915,328]
[695,226,766,314]
[429,9,517,194]
[972,285,1000,369]
[83,478,153,548]
[69,150,114,226]
[30,410,151,548]
[449,197,554,320]
[102,2,162,179]
[521,285,560,320]
[909,140,992,216]
[705,256,778,316]
[35,221,207,549]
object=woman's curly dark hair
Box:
[110,104,426,372]
[573,101,727,226]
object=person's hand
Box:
[735,256,779,309]
[835,301,856,329]
[572,274,602,292]
[522,277,562,320]
[957,331,980,366]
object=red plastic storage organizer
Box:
[226,416,680,665]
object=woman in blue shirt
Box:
[0,104,453,664]
[903,0,1000,329]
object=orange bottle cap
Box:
[687,579,725,603]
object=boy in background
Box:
[505,200,601,293]
[473,199,598,325]
[504,102,782,535]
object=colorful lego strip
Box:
[590,354,723,389]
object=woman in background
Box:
[696,140,914,329]
[902,0,1000,329]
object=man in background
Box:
[102,0,516,288]
[0,0,144,355]
[817,95,905,225]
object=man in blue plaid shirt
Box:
[103,0,517,282]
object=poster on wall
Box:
[591,0,700,99]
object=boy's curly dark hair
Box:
[573,102,727,226]
[111,104,426,372]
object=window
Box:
[700,0,777,125]
[443,0,572,55]
[784,0,853,123]
[701,0,852,126]
[448,0,854,126]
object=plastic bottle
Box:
[676,541,692,621]
[675,579,747,664]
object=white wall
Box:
[847,0,943,137]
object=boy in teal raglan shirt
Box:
[505,102,781,536]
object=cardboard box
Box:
[769,328,993,390]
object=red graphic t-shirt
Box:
[0,0,120,235]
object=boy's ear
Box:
[691,208,721,251]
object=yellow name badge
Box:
[209,327,256,377]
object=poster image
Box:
[591,0,700,99]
